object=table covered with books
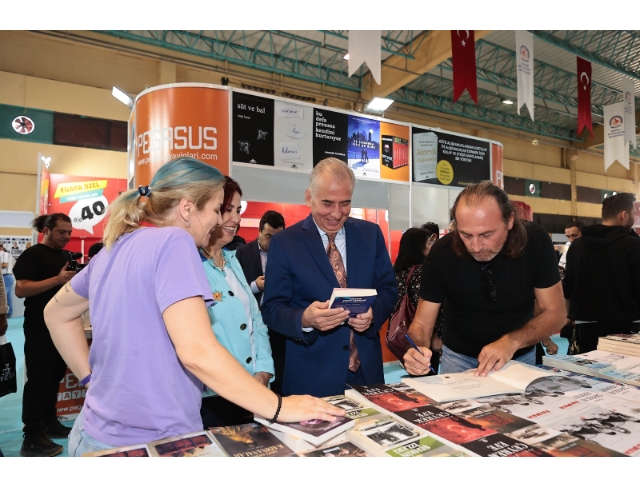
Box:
[85,334,640,458]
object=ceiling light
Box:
[112,86,134,108]
[343,53,350,60]
[501,97,514,105]
[364,97,394,114]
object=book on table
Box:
[208,423,296,457]
[402,361,557,402]
[299,441,372,457]
[82,443,151,457]
[254,414,355,447]
[346,415,425,456]
[148,431,225,457]
[345,383,435,413]
[598,333,640,357]
[328,288,377,317]
[542,354,617,375]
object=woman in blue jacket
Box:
[199,176,275,427]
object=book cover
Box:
[254,414,354,447]
[507,424,563,446]
[300,441,371,457]
[543,354,616,374]
[209,423,296,457]
[328,288,377,317]
[437,399,484,415]
[395,405,496,445]
[347,384,434,413]
[534,432,626,457]
[324,395,382,420]
[459,405,535,434]
[461,433,551,457]
[83,444,151,457]
[578,350,640,371]
[384,435,467,457]
[149,431,225,457]
[347,416,421,452]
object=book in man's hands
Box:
[328,288,377,317]
[254,414,355,447]
[402,361,557,402]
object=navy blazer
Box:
[262,214,397,397]
[235,239,264,305]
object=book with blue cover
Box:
[328,288,377,317]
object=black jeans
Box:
[575,321,640,354]
[22,320,68,434]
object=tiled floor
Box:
[0,315,568,457]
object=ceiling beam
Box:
[362,30,491,100]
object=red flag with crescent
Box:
[577,57,593,138]
[451,30,478,104]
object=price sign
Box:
[69,195,109,235]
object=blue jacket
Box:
[262,215,397,397]
[201,249,275,389]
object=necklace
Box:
[200,247,226,270]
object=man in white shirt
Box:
[0,243,14,318]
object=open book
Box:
[402,361,557,403]
[328,288,377,317]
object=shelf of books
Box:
[84,335,640,457]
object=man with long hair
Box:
[404,181,565,377]
[13,213,75,456]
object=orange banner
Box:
[134,86,230,185]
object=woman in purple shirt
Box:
[43,158,343,456]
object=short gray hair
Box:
[309,158,355,196]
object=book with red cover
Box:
[348,383,434,412]
[395,405,496,444]
[459,405,535,434]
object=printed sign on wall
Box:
[347,115,380,179]
[273,101,313,171]
[232,92,274,166]
[412,127,491,187]
[313,108,348,165]
[134,86,230,186]
[48,174,128,237]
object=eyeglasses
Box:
[479,263,498,302]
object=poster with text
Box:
[134,86,230,185]
[412,127,491,187]
[347,115,380,179]
[380,122,410,182]
[313,108,348,165]
[232,92,274,166]
[273,101,313,171]
[48,174,128,237]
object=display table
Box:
[82,363,640,457]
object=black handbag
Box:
[0,339,17,398]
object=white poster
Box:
[348,30,381,85]
[273,101,313,171]
[622,77,636,149]
[516,31,534,121]
[604,102,629,171]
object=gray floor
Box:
[0,315,568,457]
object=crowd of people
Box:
[3,155,638,457]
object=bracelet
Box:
[269,393,282,424]
[80,373,92,387]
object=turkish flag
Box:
[451,30,478,104]
[577,57,593,138]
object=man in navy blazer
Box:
[262,158,397,397]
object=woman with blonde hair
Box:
[44,157,343,456]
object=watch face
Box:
[12,116,35,134]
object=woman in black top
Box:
[393,226,443,373]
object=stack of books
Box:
[543,350,640,386]
[598,334,640,357]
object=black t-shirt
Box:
[420,221,560,358]
[13,243,69,324]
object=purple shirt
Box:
[71,227,213,446]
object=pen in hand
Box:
[405,334,436,375]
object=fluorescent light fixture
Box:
[501,97,514,105]
[364,97,394,113]
[343,53,350,60]
[112,86,134,108]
